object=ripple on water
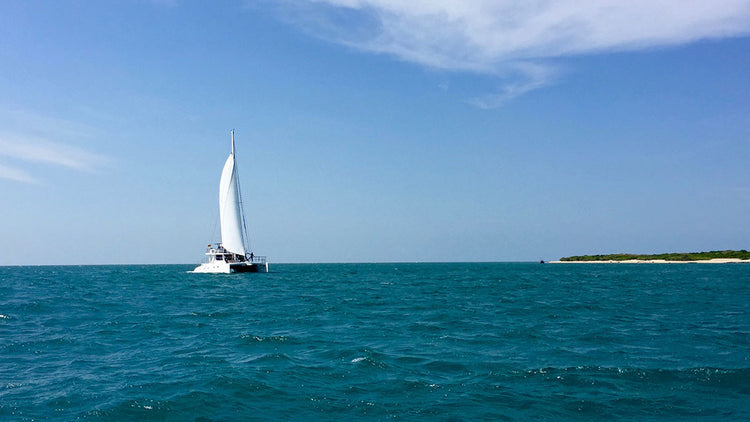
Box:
[1,263,749,421]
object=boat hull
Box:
[192,261,268,274]
[230,263,267,273]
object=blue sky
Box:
[1,0,749,264]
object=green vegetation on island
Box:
[559,250,750,262]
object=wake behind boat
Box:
[193,130,268,273]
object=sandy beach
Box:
[549,258,750,264]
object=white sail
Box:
[218,136,247,256]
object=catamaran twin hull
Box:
[193,261,268,274]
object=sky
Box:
[1,0,749,265]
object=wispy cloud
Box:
[0,163,38,184]
[2,108,104,141]
[0,135,108,172]
[0,110,110,184]
[271,0,750,106]
[466,62,558,109]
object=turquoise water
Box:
[1,263,749,420]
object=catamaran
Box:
[193,130,268,273]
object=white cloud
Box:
[2,108,104,141]
[0,163,37,184]
[0,109,110,183]
[301,0,750,66]
[275,0,750,105]
[0,136,108,172]
[0,134,109,184]
[466,62,558,108]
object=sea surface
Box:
[1,263,749,421]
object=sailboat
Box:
[193,130,268,273]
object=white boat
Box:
[193,130,268,273]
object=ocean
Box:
[1,263,748,421]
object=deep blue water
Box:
[1,263,749,421]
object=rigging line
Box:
[232,128,253,255]
[209,206,219,245]
[235,156,253,254]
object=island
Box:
[551,250,750,264]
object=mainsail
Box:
[218,132,247,256]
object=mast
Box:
[231,129,235,156]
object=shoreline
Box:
[549,258,750,264]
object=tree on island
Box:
[559,250,750,261]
